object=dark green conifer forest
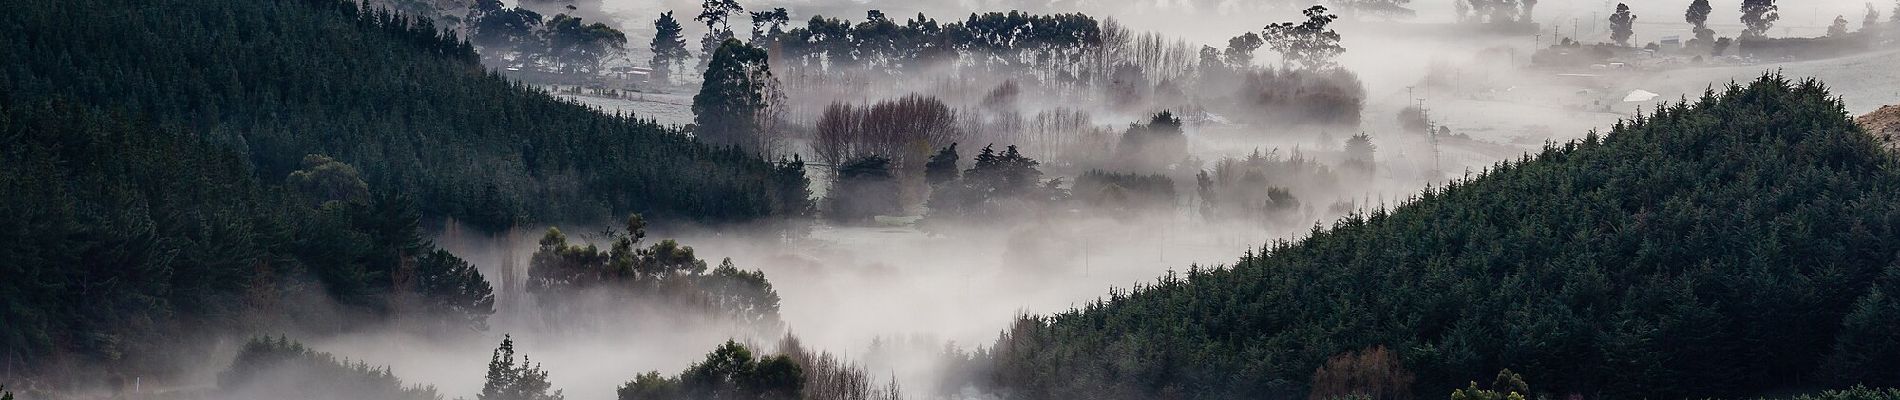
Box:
[1,0,806,230]
[988,76,1900,399]
[0,0,803,379]
[12,0,1900,396]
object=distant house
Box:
[609,66,651,85]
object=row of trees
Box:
[812,106,1379,224]
[658,4,1365,135]
[984,76,1900,398]
[1610,0,1896,57]
[768,11,1104,80]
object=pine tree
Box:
[650,12,688,84]
[480,336,563,400]
[925,143,961,186]
[1344,132,1376,172]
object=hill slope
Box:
[989,76,1900,399]
[0,0,807,231]
[0,0,805,381]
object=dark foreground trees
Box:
[1,0,809,382]
[0,99,492,378]
[987,75,1900,399]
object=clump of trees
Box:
[1263,6,1345,71]
[1072,170,1176,210]
[527,215,782,331]
[1231,68,1366,127]
[929,145,1068,220]
[1741,0,1780,39]
[1609,3,1636,46]
[617,340,804,400]
[824,156,902,223]
[812,95,964,221]
[218,336,445,400]
[1447,370,1531,400]
[694,38,787,154]
[1115,111,1189,172]
[1194,149,1337,224]
[985,75,1900,399]
[814,95,963,170]
[468,0,628,73]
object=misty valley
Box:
[6,0,1900,399]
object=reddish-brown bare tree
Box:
[1308,345,1416,400]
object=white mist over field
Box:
[311,0,1894,399]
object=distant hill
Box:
[988,76,1900,399]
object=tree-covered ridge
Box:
[989,76,1900,399]
[0,98,493,378]
[0,0,806,232]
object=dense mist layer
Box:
[8,0,1900,398]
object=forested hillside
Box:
[0,0,807,232]
[0,96,493,379]
[0,0,798,381]
[988,76,1900,399]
